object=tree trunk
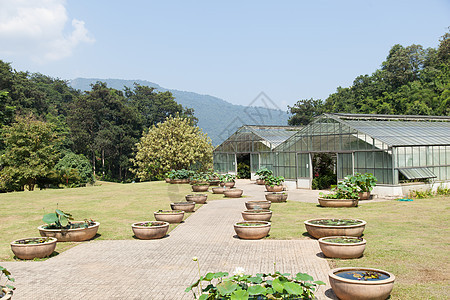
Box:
[92,150,96,176]
[102,149,105,180]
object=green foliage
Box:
[312,174,336,190]
[0,266,15,291]
[350,173,377,192]
[186,271,324,299]
[132,115,213,181]
[255,168,273,180]
[42,208,74,228]
[410,189,434,199]
[287,98,323,126]
[0,114,61,191]
[265,175,285,187]
[219,174,236,183]
[320,173,377,199]
[54,151,94,187]
[436,185,450,195]
[167,169,195,180]
[237,162,250,179]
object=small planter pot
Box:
[265,192,287,202]
[318,197,359,207]
[192,185,209,192]
[38,221,100,242]
[154,210,184,223]
[10,237,57,260]
[265,185,283,192]
[220,181,235,188]
[223,188,243,198]
[185,194,207,204]
[234,221,271,239]
[1,288,13,300]
[170,202,196,212]
[359,192,371,200]
[329,267,395,300]
[245,200,271,210]
[304,218,366,239]
[212,187,229,194]
[132,221,169,240]
[318,236,366,259]
[241,209,272,221]
[256,179,265,185]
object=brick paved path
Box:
[2,180,336,300]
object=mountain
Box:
[69,78,289,145]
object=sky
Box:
[0,0,449,109]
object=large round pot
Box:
[245,200,271,210]
[223,188,243,198]
[10,237,57,260]
[1,288,13,300]
[329,267,395,300]
[304,218,366,239]
[256,179,265,185]
[170,202,196,212]
[154,210,184,223]
[212,187,229,194]
[265,192,287,203]
[265,185,283,192]
[38,221,100,242]
[185,194,207,204]
[318,197,359,207]
[359,192,371,200]
[209,180,220,186]
[192,185,209,192]
[220,181,235,188]
[132,221,169,240]
[234,221,271,239]
[170,179,189,184]
[318,236,366,259]
[241,209,272,221]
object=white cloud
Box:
[0,0,94,63]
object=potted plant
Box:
[38,208,100,242]
[0,266,14,300]
[318,236,366,259]
[219,174,236,188]
[351,173,377,200]
[131,221,169,239]
[169,169,193,184]
[186,267,325,299]
[212,186,230,194]
[185,194,207,204]
[233,221,271,239]
[329,267,395,300]
[241,209,272,221]
[265,175,285,192]
[265,192,288,202]
[304,218,366,239]
[245,200,271,210]
[171,202,196,212]
[191,172,210,192]
[318,179,360,207]
[223,188,243,198]
[206,171,220,186]
[10,237,57,260]
[154,210,184,223]
[255,167,273,185]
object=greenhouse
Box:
[213,113,450,196]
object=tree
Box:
[287,98,323,126]
[0,114,60,191]
[132,115,213,181]
[54,151,94,187]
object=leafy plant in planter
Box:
[320,179,359,199]
[255,168,273,180]
[0,266,15,297]
[192,172,209,185]
[42,209,96,229]
[350,172,377,194]
[265,175,284,187]
[219,174,236,183]
[186,261,325,300]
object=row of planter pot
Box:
[304,218,395,299]
[233,200,274,240]
[317,192,372,208]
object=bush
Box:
[237,163,250,179]
[54,152,94,187]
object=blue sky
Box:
[0,0,449,109]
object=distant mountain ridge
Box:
[70,78,289,145]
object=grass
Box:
[269,196,450,299]
[0,181,224,261]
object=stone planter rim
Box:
[329,267,395,285]
[131,221,169,228]
[242,209,272,213]
[154,210,183,214]
[186,194,207,197]
[10,237,57,247]
[170,202,194,205]
[318,236,367,246]
[37,221,100,233]
[304,218,366,228]
[234,221,271,227]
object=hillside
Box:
[70,78,289,145]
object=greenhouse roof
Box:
[326,114,450,147]
[245,125,300,148]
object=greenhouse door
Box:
[297,153,312,189]
[250,153,260,180]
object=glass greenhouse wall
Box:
[213,114,450,188]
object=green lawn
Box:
[269,196,450,299]
[0,181,224,261]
